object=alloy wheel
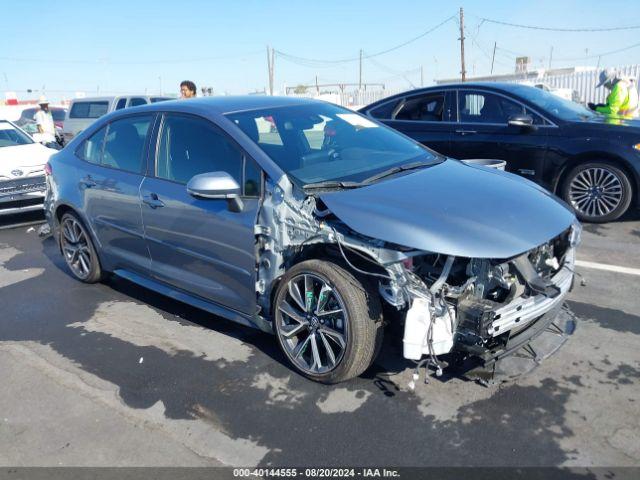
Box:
[60,217,93,280]
[568,167,623,219]
[276,273,348,375]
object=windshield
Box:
[18,108,66,122]
[226,103,440,186]
[509,84,598,121]
[0,122,34,148]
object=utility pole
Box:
[420,65,424,87]
[315,75,319,94]
[358,49,363,90]
[271,47,275,95]
[547,46,553,71]
[459,7,466,82]
[266,46,275,96]
[491,42,497,75]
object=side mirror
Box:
[508,114,536,130]
[187,171,244,212]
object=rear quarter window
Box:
[69,101,109,119]
[367,101,398,120]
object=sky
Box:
[2,0,640,101]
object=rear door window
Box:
[459,91,524,124]
[367,101,399,120]
[69,101,109,119]
[101,115,153,173]
[115,98,127,110]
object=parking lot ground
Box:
[0,212,639,467]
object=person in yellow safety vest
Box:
[588,68,639,118]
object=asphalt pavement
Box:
[0,210,638,467]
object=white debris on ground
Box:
[37,224,51,238]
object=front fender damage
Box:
[254,178,417,320]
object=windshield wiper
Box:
[359,160,435,185]
[303,180,363,191]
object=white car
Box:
[0,120,57,216]
[523,82,581,103]
[62,95,171,142]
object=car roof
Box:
[389,82,529,95]
[436,81,520,89]
[135,95,329,115]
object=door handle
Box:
[79,176,97,188]
[142,193,165,209]
[455,129,477,135]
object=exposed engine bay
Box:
[254,177,581,367]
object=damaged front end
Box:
[394,224,580,368]
[255,174,581,377]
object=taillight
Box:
[44,162,52,176]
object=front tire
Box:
[273,260,383,383]
[59,212,103,283]
[561,161,633,223]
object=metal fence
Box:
[284,64,640,109]
[284,89,402,110]
[538,64,640,104]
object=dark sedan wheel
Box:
[562,162,633,223]
[60,212,103,283]
[274,260,383,383]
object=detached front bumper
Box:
[460,303,577,383]
[488,248,575,337]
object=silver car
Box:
[45,97,581,383]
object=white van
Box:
[61,95,171,142]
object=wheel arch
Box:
[54,204,105,267]
[268,242,387,317]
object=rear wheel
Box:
[561,161,633,223]
[273,260,383,383]
[59,212,103,283]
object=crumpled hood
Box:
[320,159,575,259]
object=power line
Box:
[274,15,456,66]
[476,16,640,32]
[555,41,640,61]
[364,56,420,87]
[496,40,640,62]
[464,25,512,72]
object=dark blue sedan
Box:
[361,82,640,222]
